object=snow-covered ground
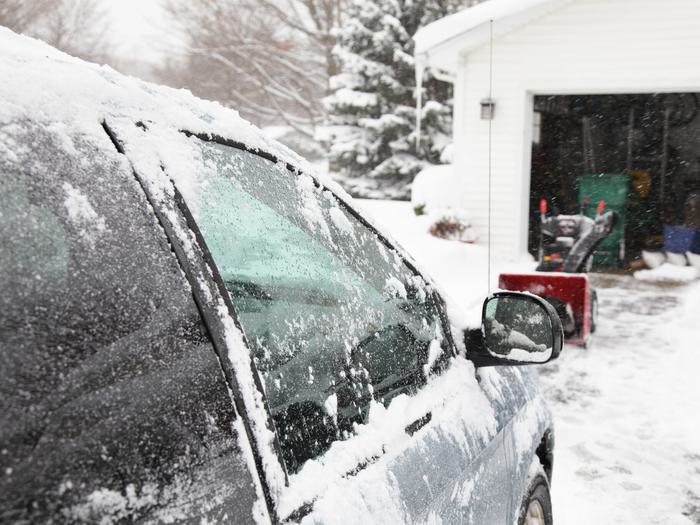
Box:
[541,275,700,525]
[357,199,700,524]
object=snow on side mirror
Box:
[465,292,563,367]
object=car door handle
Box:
[405,412,432,436]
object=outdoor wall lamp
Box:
[480,98,495,120]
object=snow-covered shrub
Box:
[428,210,477,243]
[410,163,456,214]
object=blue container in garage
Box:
[664,225,700,254]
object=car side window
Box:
[0,122,260,524]
[183,138,449,474]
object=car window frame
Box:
[101,121,280,521]
[171,130,460,477]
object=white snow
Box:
[330,87,378,110]
[540,277,700,524]
[688,251,700,269]
[634,262,699,283]
[328,205,355,236]
[384,276,408,300]
[642,250,667,269]
[423,338,444,377]
[297,173,333,240]
[667,251,690,267]
[410,164,455,213]
[216,301,287,503]
[62,182,107,245]
[47,122,79,156]
[66,483,159,523]
[323,393,339,424]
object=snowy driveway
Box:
[540,275,700,524]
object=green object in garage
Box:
[578,173,628,267]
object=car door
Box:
[0,119,264,524]
[487,367,553,523]
[104,118,516,524]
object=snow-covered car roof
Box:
[0,27,463,330]
[1,27,446,278]
[0,27,315,177]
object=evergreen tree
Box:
[323,0,470,199]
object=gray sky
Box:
[100,0,180,64]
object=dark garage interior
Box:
[529,93,700,267]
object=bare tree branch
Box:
[1,0,113,63]
[157,0,346,133]
[0,0,52,33]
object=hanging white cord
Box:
[487,19,494,295]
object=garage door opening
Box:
[528,93,700,268]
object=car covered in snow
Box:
[0,29,562,525]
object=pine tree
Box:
[323,0,470,200]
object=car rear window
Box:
[0,122,260,524]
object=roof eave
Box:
[415,0,571,74]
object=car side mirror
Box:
[465,292,563,367]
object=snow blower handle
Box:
[597,199,606,217]
[538,199,547,263]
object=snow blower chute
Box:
[499,199,617,346]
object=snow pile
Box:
[666,251,689,267]
[634,262,699,283]
[411,164,458,213]
[688,251,700,269]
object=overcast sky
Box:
[100,0,180,64]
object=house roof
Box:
[414,0,567,74]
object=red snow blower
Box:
[499,199,617,347]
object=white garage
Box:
[415,0,700,261]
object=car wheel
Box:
[517,464,553,525]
